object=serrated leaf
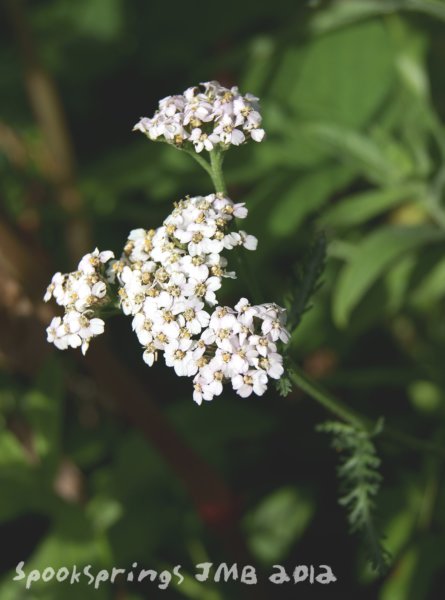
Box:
[332,225,445,327]
[317,421,389,573]
[276,376,293,397]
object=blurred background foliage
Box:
[1,0,445,598]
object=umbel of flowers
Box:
[45,249,113,355]
[44,81,289,404]
[133,80,265,152]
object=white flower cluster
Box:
[133,80,265,152]
[97,192,290,402]
[192,299,290,404]
[44,193,290,400]
[44,249,114,354]
[108,193,253,358]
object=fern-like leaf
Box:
[284,231,326,333]
[275,373,293,397]
[317,419,390,574]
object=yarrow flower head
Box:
[44,248,114,354]
[43,194,290,401]
[192,300,290,404]
[108,193,258,366]
[133,81,265,153]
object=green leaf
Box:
[310,0,445,34]
[332,225,445,327]
[411,256,445,307]
[35,0,124,42]
[14,505,109,600]
[380,535,445,600]
[0,429,29,469]
[310,0,399,34]
[22,357,64,474]
[244,487,314,564]
[0,426,55,521]
[107,433,187,564]
[317,421,389,574]
[0,430,38,521]
[269,163,354,236]
[170,568,223,600]
[303,123,408,185]
[86,495,123,533]
[242,36,276,95]
[272,20,394,128]
[167,400,276,469]
[320,183,426,228]
[384,253,418,314]
[408,0,445,22]
[276,376,293,397]
[285,232,327,331]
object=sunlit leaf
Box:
[303,123,409,185]
[332,225,445,326]
[320,183,426,228]
[272,21,394,128]
[269,163,354,236]
[311,0,445,35]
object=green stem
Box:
[209,150,262,303]
[383,424,445,458]
[182,148,214,179]
[288,361,445,458]
[209,150,227,194]
[185,146,263,303]
[183,147,228,196]
[290,363,365,429]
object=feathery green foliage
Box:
[284,232,327,333]
[275,372,293,397]
[317,419,390,574]
[277,233,325,396]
